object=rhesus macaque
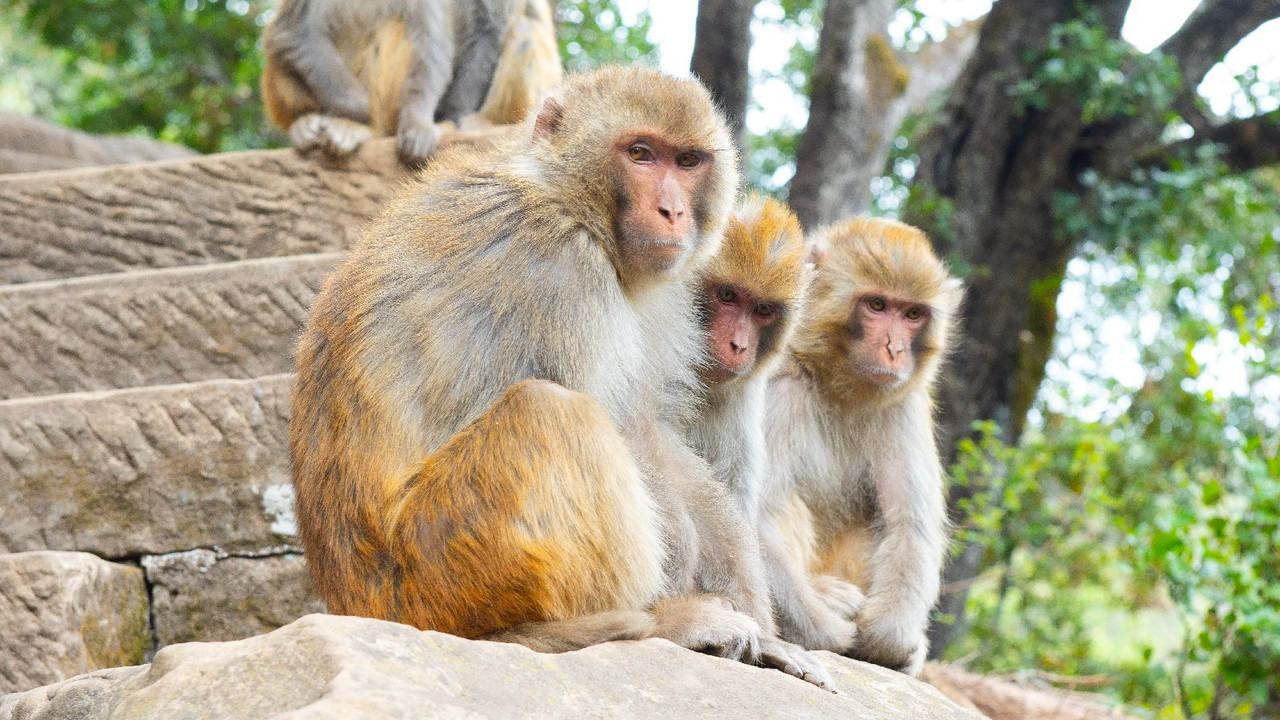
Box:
[759,216,963,676]
[261,0,562,165]
[685,195,812,520]
[290,66,832,689]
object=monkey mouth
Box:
[630,237,689,274]
[700,361,744,385]
[856,363,908,386]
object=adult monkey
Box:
[261,0,561,165]
[290,67,831,689]
[760,217,963,676]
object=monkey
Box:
[289,66,833,689]
[684,194,812,522]
[757,216,963,676]
[260,0,562,166]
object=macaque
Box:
[261,0,562,165]
[290,66,831,689]
[759,216,963,676]
[685,195,811,520]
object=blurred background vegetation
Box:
[0,0,1275,717]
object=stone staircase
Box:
[0,139,407,692]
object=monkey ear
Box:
[533,96,565,140]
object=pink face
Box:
[703,283,779,383]
[849,293,930,386]
[614,135,712,274]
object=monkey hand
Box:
[289,114,374,161]
[649,594,762,662]
[396,119,442,168]
[812,574,866,620]
[850,611,928,677]
[755,636,838,692]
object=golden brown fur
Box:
[760,216,963,676]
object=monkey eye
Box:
[754,303,777,318]
[867,297,887,312]
[676,152,702,168]
[628,144,654,163]
[905,306,926,321]
[717,286,738,303]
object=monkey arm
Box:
[758,502,860,653]
[854,392,947,676]
[435,26,503,122]
[269,29,372,123]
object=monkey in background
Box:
[290,66,833,689]
[759,216,963,676]
[261,0,561,166]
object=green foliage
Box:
[744,0,822,193]
[948,153,1280,717]
[1013,6,1181,124]
[0,0,273,153]
[557,0,657,73]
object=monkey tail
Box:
[483,610,655,653]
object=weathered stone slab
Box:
[0,614,982,720]
[143,549,324,648]
[0,551,148,694]
[0,138,403,284]
[0,375,295,557]
[0,112,195,171]
[0,253,341,399]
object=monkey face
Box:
[847,293,931,388]
[702,282,784,382]
[613,134,716,277]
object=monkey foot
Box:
[396,120,441,168]
[650,594,762,663]
[289,114,374,161]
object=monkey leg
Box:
[379,378,666,641]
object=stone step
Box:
[0,138,402,285]
[142,549,324,649]
[0,551,148,694]
[0,374,295,558]
[0,253,341,400]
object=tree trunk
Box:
[690,0,759,158]
[787,3,979,228]
[787,0,897,227]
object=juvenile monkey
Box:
[261,0,562,165]
[685,195,811,520]
[290,66,830,688]
[759,216,963,676]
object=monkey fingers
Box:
[288,114,374,160]
[649,594,762,662]
[756,636,837,692]
[812,574,867,621]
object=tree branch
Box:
[1133,108,1280,173]
[1159,0,1280,85]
